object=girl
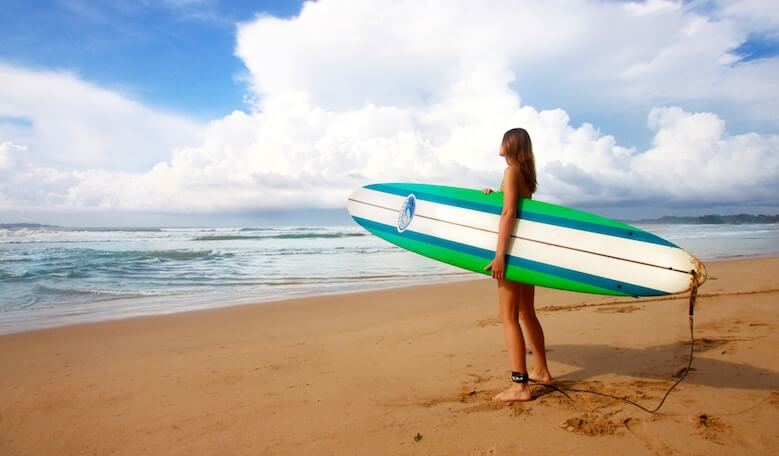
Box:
[483,128,552,402]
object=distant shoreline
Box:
[3,213,779,230]
[626,214,779,224]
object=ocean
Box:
[1,223,777,334]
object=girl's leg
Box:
[518,284,552,382]
[493,279,531,401]
[498,279,526,373]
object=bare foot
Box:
[492,383,532,402]
[530,369,553,383]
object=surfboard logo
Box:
[397,194,416,233]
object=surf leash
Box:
[531,269,699,414]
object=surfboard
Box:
[347,183,706,297]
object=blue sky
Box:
[0,0,777,226]
[734,34,779,62]
[0,0,303,119]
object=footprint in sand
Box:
[419,385,493,408]
[559,413,621,436]
[699,336,749,354]
[688,413,759,449]
[466,373,491,384]
[476,318,500,328]
[691,413,737,444]
[463,401,527,417]
[624,417,674,453]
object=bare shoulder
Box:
[502,166,521,183]
[503,166,529,196]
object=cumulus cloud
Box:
[237,0,778,129]
[0,142,25,171]
[1,0,777,216]
[544,107,779,206]
[715,0,779,38]
[0,64,201,171]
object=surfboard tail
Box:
[690,255,707,290]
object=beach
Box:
[1,256,778,455]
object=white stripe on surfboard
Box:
[348,198,690,294]
[351,187,696,274]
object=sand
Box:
[1,256,778,455]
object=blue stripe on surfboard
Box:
[365,183,677,248]
[366,183,503,213]
[352,216,668,297]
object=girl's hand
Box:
[484,255,506,280]
[482,188,494,194]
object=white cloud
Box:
[236,0,778,129]
[544,106,779,206]
[0,64,201,171]
[1,0,777,216]
[716,0,779,38]
[0,142,25,171]
[632,107,779,204]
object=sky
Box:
[1,0,778,226]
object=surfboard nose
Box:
[346,187,363,218]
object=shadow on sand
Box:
[546,342,779,390]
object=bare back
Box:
[500,166,532,199]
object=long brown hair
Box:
[501,128,537,194]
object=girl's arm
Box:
[496,167,518,257]
[485,167,519,279]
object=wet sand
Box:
[1,256,778,455]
